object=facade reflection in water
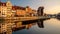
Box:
[12,19,47,31]
[0,18,50,34]
[0,18,60,34]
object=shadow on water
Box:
[37,20,44,28]
[13,18,50,32]
[36,18,50,28]
[56,17,60,20]
[0,17,50,32]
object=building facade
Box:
[0,1,13,17]
[0,1,37,17]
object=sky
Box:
[1,0,60,14]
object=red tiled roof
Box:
[12,6,26,10]
[0,2,6,6]
[0,2,26,10]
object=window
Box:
[2,13,5,15]
[0,11,1,13]
[0,26,1,28]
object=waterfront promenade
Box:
[0,16,50,21]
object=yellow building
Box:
[0,1,12,17]
[25,6,37,16]
[0,1,37,17]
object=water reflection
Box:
[56,17,60,20]
[12,18,50,32]
[12,18,60,34]
[0,18,50,34]
[37,20,44,28]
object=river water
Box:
[12,18,60,34]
